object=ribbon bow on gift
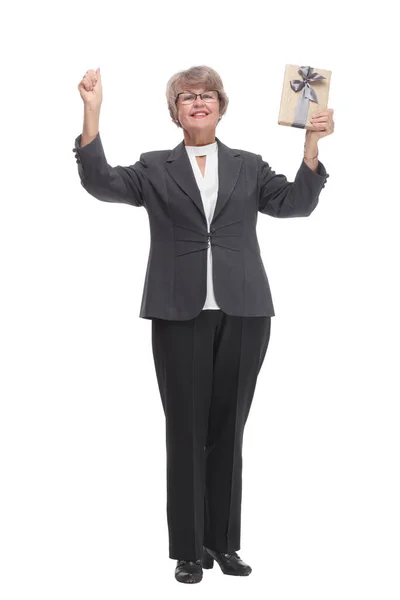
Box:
[290,65,326,128]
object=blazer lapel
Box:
[165,136,243,224]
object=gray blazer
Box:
[73,132,329,320]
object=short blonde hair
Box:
[166,65,229,129]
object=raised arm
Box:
[257,155,329,218]
[73,68,146,208]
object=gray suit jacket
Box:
[73,132,329,320]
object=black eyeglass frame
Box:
[175,90,220,104]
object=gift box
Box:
[278,64,331,130]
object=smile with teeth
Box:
[192,112,208,118]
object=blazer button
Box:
[210,227,215,233]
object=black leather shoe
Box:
[174,559,203,583]
[201,546,252,576]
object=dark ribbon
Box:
[290,65,326,129]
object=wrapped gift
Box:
[278,64,331,130]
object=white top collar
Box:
[185,141,217,156]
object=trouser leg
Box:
[151,310,221,560]
[203,313,271,553]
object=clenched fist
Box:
[77,68,102,110]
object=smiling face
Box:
[176,86,221,144]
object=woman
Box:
[73,65,334,584]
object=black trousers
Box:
[151,309,271,560]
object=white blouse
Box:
[185,141,221,311]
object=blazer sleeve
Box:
[72,131,147,207]
[257,154,330,218]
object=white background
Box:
[1,0,399,598]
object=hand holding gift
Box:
[308,108,335,140]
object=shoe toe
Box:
[176,573,201,583]
[175,560,203,583]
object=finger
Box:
[311,117,327,125]
[84,73,96,90]
[84,69,98,88]
[312,110,330,119]
[311,122,327,130]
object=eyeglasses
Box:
[176,90,219,104]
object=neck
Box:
[183,129,216,147]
